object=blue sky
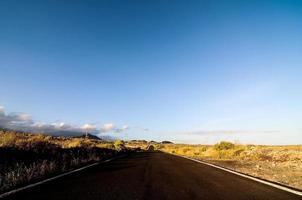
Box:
[0,0,301,144]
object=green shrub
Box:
[233,149,244,157]
[214,141,235,151]
[114,140,125,151]
[200,146,207,152]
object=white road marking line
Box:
[0,157,118,199]
[171,153,302,197]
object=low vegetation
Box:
[154,141,302,190]
[0,130,127,193]
[2,131,301,193]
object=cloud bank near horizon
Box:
[0,106,129,136]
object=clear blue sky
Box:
[0,0,301,144]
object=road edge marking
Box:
[0,156,120,199]
[169,153,302,197]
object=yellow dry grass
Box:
[0,130,115,149]
[157,142,302,190]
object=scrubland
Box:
[154,141,302,190]
[1,131,301,193]
[0,130,126,193]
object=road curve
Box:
[3,152,301,200]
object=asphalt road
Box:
[3,152,301,200]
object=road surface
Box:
[3,152,301,200]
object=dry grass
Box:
[2,132,301,192]
[0,130,117,149]
[125,140,149,150]
[156,142,302,190]
[0,130,127,193]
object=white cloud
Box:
[114,125,130,133]
[8,113,32,122]
[101,123,114,132]
[0,107,34,129]
[99,123,131,133]
[53,122,72,130]
[32,122,46,128]
[0,105,132,136]
[122,125,129,130]
[0,106,5,116]
[81,123,96,131]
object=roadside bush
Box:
[200,146,207,152]
[181,147,191,154]
[114,140,125,151]
[147,145,155,151]
[232,148,244,157]
[0,132,17,147]
[214,141,235,151]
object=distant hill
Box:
[74,133,101,140]
[161,141,173,144]
[129,140,148,144]
[0,127,118,141]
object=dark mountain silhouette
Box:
[161,141,173,144]
[74,133,102,140]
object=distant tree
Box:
[214,141,235,150]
